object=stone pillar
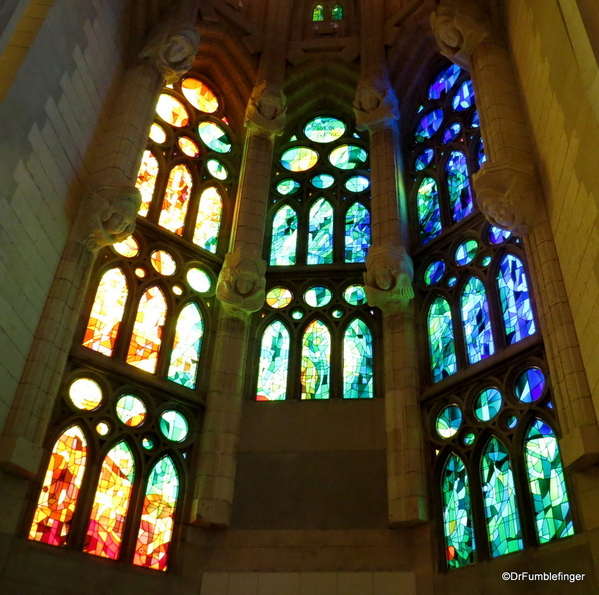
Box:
[191,0,293,528]
[431,0,599,470]
[0,4,200,477]
[355,0,427,526]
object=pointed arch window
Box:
[158,163,193,235]
[167,302,204,389]
[256,319,290,401]
[270,205,298,265]
[427,296,457,382]
[312,4,324,21]
[308,197,334,264]
[460,276,494,364]
[417,177,442,244]
[332,4,343,20]
[345,202,370,263]
[136,150,159,216]
[193,186,223,253]
[301,319,331,400]
[343,318,373,399]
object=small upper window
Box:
[332,4,343,20]
[313,4,324,21]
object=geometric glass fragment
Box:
[193,186,223,253]
[331,3,343,20]
[187,268,212,293]
[436,404,462,439]
[197,121,231,153]
[276,178,301,195]
[474,388,503,422]
[417,177,442,244]
[181,78,219,113]
[514,368,546,403]
[311,173,335,189]
[156,94,189,127]
[328,145,368,170]
[115,395,147,427]
[428,297,457,382]
[429,64,462,100]
[167,302,203,389]
[478,137,487,168]
[159,164,193,235]
[113,235,139,258]
[461,276,495,364]
[149,123,166,144]
[256,320,290,401]
[301,319,331,400]
[415,109,444,142]
[136,150,159,217]
[178,136,199,157]
[471,110,480,128]
[206,159,228,180]
[344,202,370,263]
[343,318,373,399]
[415,148,434,171]
[446,151,474,222]
[68,377,103,411]
[304,116,345,143]
[281,147,319,172]
[488,226,512,245]
[308,197,334,264]
[442,122,461,144]
[313,4,324,21]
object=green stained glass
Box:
[482,256,492,266]
[481,437,523,557]
[312,4,324,21]
[424,260,446,285]
[474,388,502,422]
[270,205,298,265]
[329,145,367,170]
[461,277,494,364]
[266,287,293,309]
[187,268,212,293]
[256,320,290,401]
[506,415,518,429]
[417,177,442,244]
[197,121,231,153]
[277,178,301,195]
[446,151,474,222]
[301,319,331,399]
[332,3,343,19]
[455,239,478,265]
[308,197,334,264]
[428,297,457,382]
[142,437,154,450]
[436,405,462,439]
[304,286,332,307]
[289,135,298,141]
[159,410,188,442]
[464,433,476,446]
[116,395,146,427]
[167,303,203,389]
[524,419,574,543]
[206,159,228,180]
[281,146,319,172]
[344,284,367,305]
[343,318,373,399]
[332,309,343,318]
[291,309,304,320]
[345,175,370,192]
[442,454,476,569]
[311,174,335,189]
[514,368,545,403]
[304,117,346,143]
[345,202,370,263]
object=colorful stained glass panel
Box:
[168,303,203,388]
[304,116,346,143]
[474,388,503,422]
[136,151,159,217]
[113,235,139,258]
[187,268,212,293]
[270,205,298,265]
[281,147,319,172]
[332,3,343,19]
[116,395,147,427]
[329,145,367,170]
[452,80,475,111]
[304,286,332,307]
[436,405,462,438]
[156,94,189,127]
[266,287,293,309]
[311,173,335,189]
[344,284,367,306]
[428,297,457,382]
[442,122,461,144]
[313,4,324,20]
[159,164,193,235]
[461,277,494,364]
[455,239,478,265]
[178,136,199,157]
[149,123,166,144]
[488,226,512,244]
[150,250,177,276]
[197,121,231,153]
[345,175,370,192]
[415,109,443,142]
[446,151,474,222]
[159,411,188,442]
[514,368,545,403]
[301,319,331,399]
[424,260,446,285]
[308,197,334,264]
[345,202,370,263]
[415,148,434,171]
[69,378,103,411]
[206,159,228,180]
[256,320,290,401]
[276,178,301,195]
[343,318,373,399]
[417,177,442,244]
[181,78,219,113]
[429,64,462,99]
[193,186,222,253]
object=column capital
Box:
[244,80,287,139]
[430,0,491,69]
[353,77,399,132]
[139,21,199,84]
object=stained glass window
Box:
[256,320,290,401]
[304,116,345,142]
[281,147,319,171]
[429,64,462,99]
[193,186,223,253]
[137,151,159,216]
[344,202,370,263]
[428,297,457,382]
[156,94,190,127]
[308,198,334,264]
[343,318,373,399]
[446,151,474,222]
[301,319,331,399]
[168,303,203,389]
[417,177,442,244]
[461,277,494,364]
[181,78,219,113]
[270,205,298,265]
[415,109,443,142]
[332,4,343,20]
[312,4,324,21]
[159,164,193,235]
[197,121,231,153]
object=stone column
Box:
[191,0,293,528]
[431,0,599,470]
[355,0,427,526]
[0,3,201,477]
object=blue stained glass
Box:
[474,388,503,422]
[488,226,512,244]
[481,437,524,557]
[311,174,335,189]
[471,111,480,128]
[415,148,434,171]
[424,260,446,285]
[443,123,461,144]
[308,198,334,264]
[270,205,298,266]
[415,109,444,142]
[428,297,457,382]
[461,277,494,364]
[429,64,462,99]
[478,137,487,167]
[452,80,475,111]
[344,175,370,192]
[345,202,370,263]
[455,239,478,265]
[256,320,290,401]
[514,368,545,403]
[498,255,536,344]
[417,177,442,244]
[343,318,373,399]
[343,284,367,306]
[301,319,331,399]
[446,151,474,222]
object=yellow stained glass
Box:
[159,164,193,235]
[136,150,159,217]
[113,235,139,258]
[150,250,177,276]
[178,136,199,157]
[156,94,190,127]
[149,123,167,143]
[181,78,219,113]
[68,378,103,411]
[266,287,293,309]
[193,186,222,253]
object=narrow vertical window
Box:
[136,150,159,217]
[126,286,167,373]
[344,202,370,263]
[441,453,476,568]
[301,319,331,399]
[168,303,204,389]
[312,4,324,21]
[270,205,298,266]
[428,297,457,382]
[497,254,536,344]
[29,426,88,546]
[332,4,343,19]
[417,177,442,244]
[525,419,574,543]
[83,268,128,356]
[158,164,193,235]
[481,437,523,557]
[256,320,290,401]
[84,441,135,559]
[133,456,179,571]
[446,151,474,222]
[193,186,223,253]
[343,318,373,399]
[308,197,334,264]
[461,277,494,364]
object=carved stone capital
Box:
[364,245,415,315]
[353,77,399,132]
[244,80,287,138]
[216,248,266,319]
[430,0,491,69]
[140,22,199,84]
[78,185,142,252]
[473,160,541,236]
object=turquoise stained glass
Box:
[455,239,478,265]
[345,175,369,192]
[301,319,331,399]
[308,198,334,264]
[311,173,335,189]
[281,146,319,172]
[442,454,476,569]
[525,420,574,543]
[167,303,203,389]
[343,318,373,399]
[270,205,298,266]
[461,277,494,364]
[415,109,443,142]
[446,151,474,222]
[436,405,462,438]
[256,320,290,401]
[417,177,442,244]
[197,121,231,153]
[452,79,475,111]
[329,145,367,170]
[312,4,324,21]
[424,260,446,285]
[304,116,345,143]
[428,297,457,382]
[304,286,332,307]
[345,202,370,263]
[497,255,536,344]
[481,437,523,557]
[344,284,367,306]
[429,64,462,99]
[331,3,343,19]
[474,388,502,422]
[277,178,301,195]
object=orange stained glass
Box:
[84,441,135,560]
[29,426,88,546]
[149,123,167,144]
[133,456,179,571]
[178,136,199,157]
[136,151,159,217]
[192,186,222,253]
[113,235,139,258]
[155,94,190,127]
[150,250,177,276]
[159,164,193,235]
[126,286,167,373]
[181,78,219,113]
[83,268,128,356]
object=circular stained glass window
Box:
[207,159,228,180]
[428,64,462,99]
[343,284,367,306]
[345,175,370,193]
[150,250,177,276]
[291,309,304,320]
[181,78,219,113]
[332,309,343,319]
[173,285,183,296]
[142,437,154,450]
[436,405,462,439]
[281,147,319,172]
[452,79,475,111]
[116,395,147,427]
[424,260,446,285]
[447,276,457,287]
[488,226,512,244]
[329,145,368,170]
[442,122,461,144]
[159,410,189,442]
[69,377,103,411]
[113,235,139,258]
[474,388,503,422]
[415,109,443,142]
[304,286,332,307]
[463,432,476,446]
[96,422,111,436]
[187,267,212,293]
[149,123,167,144]
[156,94,189,127]
[481,256,492,267]
[506,415,518,429]
[415,148,434,171]
[304,116,346,143]
[471,110,480,128]
[135,267,146,278]
[514,368,546,403]
[455,239,478,265]
[311,174,335,189]
[198,121,231,153]
[178,136,199,157]
[266,287,293,309]
[277,178,301,195]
